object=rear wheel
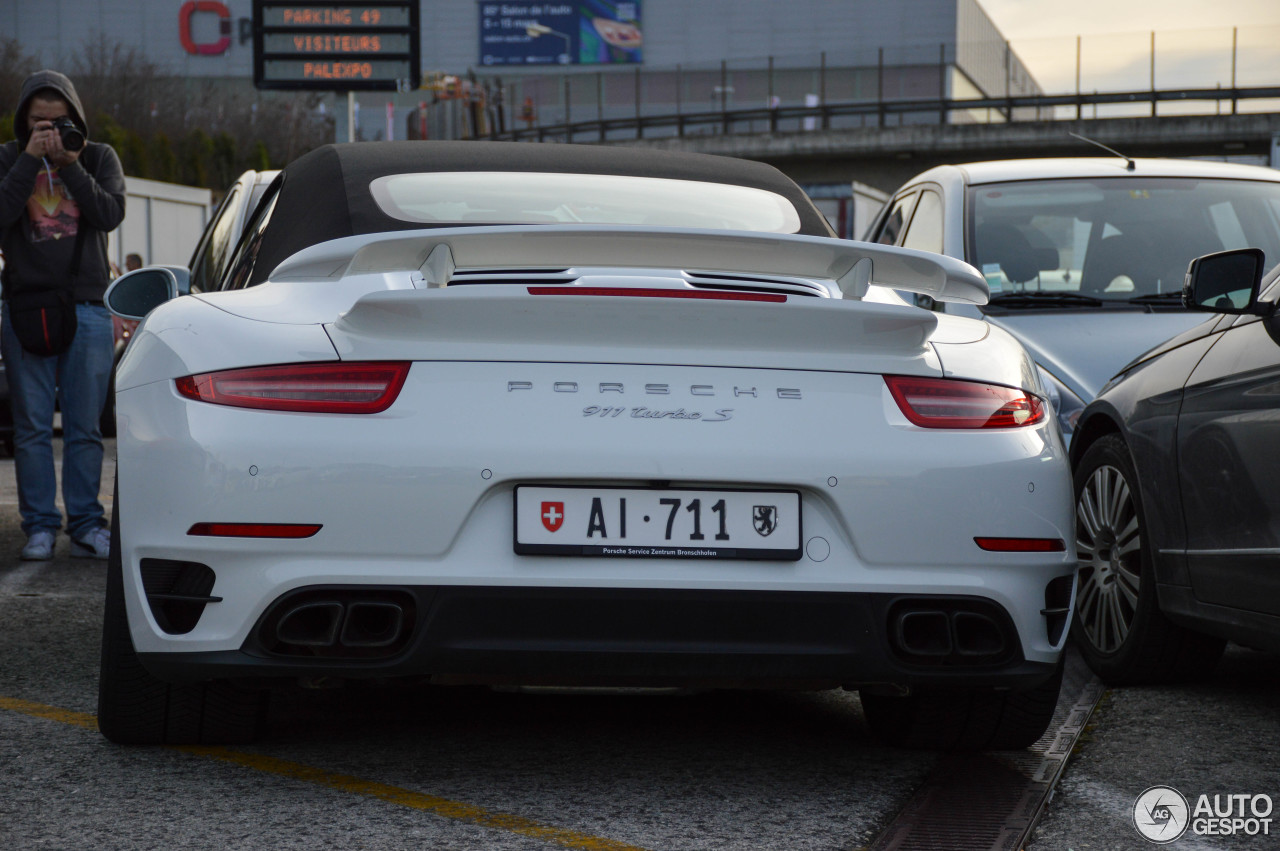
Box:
[1072,433,1224,684]
[97,485,267,744]
[860,662,1063,751]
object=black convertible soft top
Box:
[248,141,834,287]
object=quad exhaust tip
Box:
[340,601,405,648]
[889,602,1014,665]
[276,601,345,647]
[266,592,414,658]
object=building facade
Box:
[5,0,1041,236]
[5,0,1039,138]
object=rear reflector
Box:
[188,523,322,539]
[974,537,1066,553]
[176,362,410,414]
[885,375,1046,429]
[527,286,786,302]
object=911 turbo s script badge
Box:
[507,381,801,424]
[582,405,733,422]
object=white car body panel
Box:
[114,296,339,393]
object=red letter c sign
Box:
[179,1,232,55]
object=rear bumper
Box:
[117,360,1076,678]
[138,586,1063,691]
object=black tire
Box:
[100,357,119,438]
[861,662,1063,751]
[97,483,267,745]
[99,390,115,438]
[1072,433,1225,684]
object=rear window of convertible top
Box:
[368,171,803,233]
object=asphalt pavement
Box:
[1027,645,1280,850]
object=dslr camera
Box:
[50,116,86,152]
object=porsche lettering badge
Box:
[508,381,801,399]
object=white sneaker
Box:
[21,530,56,561]
[71,526,111,560]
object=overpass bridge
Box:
[491,86,1280,196]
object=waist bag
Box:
[7,217,85,357]
[8,286,78,356]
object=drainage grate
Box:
[868,648,1104,851]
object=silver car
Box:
[867,157,1280,443]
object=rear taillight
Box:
[175,362,410,414]
[975,537,1066,552]
[188,523,322,538]
[885,375,1045,429]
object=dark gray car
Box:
[1070,249,1280,682]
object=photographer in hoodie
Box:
[0,71,125,562]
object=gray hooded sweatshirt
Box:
[0,70,126,303]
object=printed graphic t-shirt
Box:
[26,165,80,244]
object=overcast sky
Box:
[977,0,1280,91]
[979,0,1280,40]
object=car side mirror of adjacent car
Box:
[1182,248,1271,315]
[105,266,189,320]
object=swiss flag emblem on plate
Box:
[541,501,565,532]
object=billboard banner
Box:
[479,1,643,67]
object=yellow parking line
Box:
[2,696,651,851]
[178,745,648,850]
[0,696,99,730]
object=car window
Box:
[1207,201,1250,250]
[221,178,282,291]
[247,179,273,219]
[901,189,943,255]
[873,192,918,245]
[188,184,244,295]
[369,172,804,234]
[968,177,1280,303]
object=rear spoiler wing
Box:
[269,225,989,305]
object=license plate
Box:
[514,485,801,560]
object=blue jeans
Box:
[1,302,113,539]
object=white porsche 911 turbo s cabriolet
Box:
[98,141,1075,750]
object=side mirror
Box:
[1183,248,1269,315]
[104,266,189,320]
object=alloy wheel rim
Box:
[1075,463,1142,654]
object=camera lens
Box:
[53,117,86,152]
